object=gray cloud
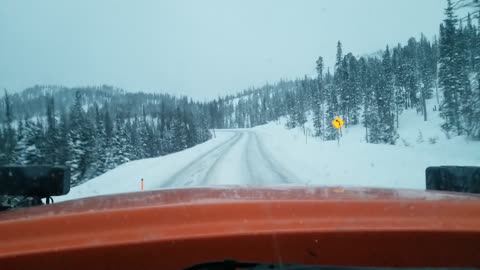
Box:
[0,0,445,99]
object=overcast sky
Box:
[0,0,446,100]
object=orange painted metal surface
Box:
[0,187,479,269]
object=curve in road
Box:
[161,130,298,188]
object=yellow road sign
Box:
[331,116,344,129]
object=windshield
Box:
[0,0,479,203]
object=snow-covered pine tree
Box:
[403,38,421,110]
[294,83,307,129]
[139,105,151,157]
[2,90,16,164]
[392,47,405,128]
[123,117,137,162]
[440,0,463,135]
[378,46,399,144]
[360,57,373,142]
[477,15,480,73]
[57,110,69,166]
[346,53,361,125]
[468,77,480,138]
[66,93,85,184]
[111,115,130,168]
[66,91,96,185]
[325,84,339,141]
[465,13,477,72]
[337,57,349,126]
[183,109,197,148]
[102,104,115,170]
[365,58,383,143]
[94,103,108,176]
[23,119,45,165]
[456,23,475,135]
[0,127,5,165]
[313,56,325,138]
[334,42,348,127]
[172,107,188,152]
[81,111,97,181]
[285,91,296,129]
[44,96,60,165]
[418,34,435,121]
[197,116,212,143]
[129,116,142,160]
[431,36,441,105]
[14,119,27,165]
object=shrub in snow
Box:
[416,130,424,143]
[428,136,439,144]
[401,139,412,147]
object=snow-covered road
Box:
[55,129,301,202]
[56,111,480,203]
[160,130,297,188]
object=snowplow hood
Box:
[0,186,480,269]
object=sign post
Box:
[331,116,344,145]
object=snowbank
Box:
[55,131,236,202]
[253,99,480,190]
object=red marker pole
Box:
[141,178,144,191]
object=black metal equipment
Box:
[0,166,70,211]
[426,166,480,194]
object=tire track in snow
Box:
[200,131,247,185]
[159,131,242,188]
[250,131,298,184]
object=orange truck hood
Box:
[0,186,480,269]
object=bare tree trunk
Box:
[396,109,399,128]
[423,92,428,121]
[365,126,368,143]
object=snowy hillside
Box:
[55,97,480,202]
[254,98,480,190]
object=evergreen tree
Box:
[465,13,477,72]
[294,84,307,128]
[360,57,374,142]
[172,107,188,152]
[468,77,480,138]
[335,41,343,71]
[404,38,421,109]
[346,54,361,125]
[111,115,130,168]
[418,34,435,121]
[392,47,405,128]
[66,91,96,185]
[440,0,463,135]
[285,91,296,129]
[14,119,27,165]
[44,96,60,164]
[325,85,339,141]
[2,90,16,164]
[313,56,325,137]
[23,119,45,165]
[57,109,69,166]
[94,103,108,176]
[456,24,475,135]
[378,47,399,144]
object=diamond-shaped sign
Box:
[331,116,344,129]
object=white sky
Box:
[0,0,446,100]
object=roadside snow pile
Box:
[55,132,235,202]
[253,99,480,190]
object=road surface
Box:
[160,130,298,188]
